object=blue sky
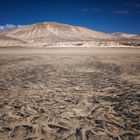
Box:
[0,0,140,34]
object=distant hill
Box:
[0,22,139,47]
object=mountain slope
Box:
[0,35,27,47]
[113,33,137,39]
[0,22,139,47]
[130,35,140,40]
[1,22,116,43]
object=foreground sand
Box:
[0,48,140,140]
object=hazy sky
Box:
[0,0,140,34]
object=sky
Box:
[0,0,140,34]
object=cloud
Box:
[0,24,24,31]
[83,9,88,12]
[114,10,129,14]
[91,8,100,12]
[83,8,100,13]
[124,1,140,7]
[124,1,136,5]
[135,3,140,7]
[136,11,140,14]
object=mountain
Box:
[130,35,140,40]
[1,22,115,42]
[112,33,137,39]
[0,22,139,47]
[0,35,27,47]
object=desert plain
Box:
[0,47,140,140]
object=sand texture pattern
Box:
[0,48,140,140]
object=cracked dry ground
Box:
[0,48,140,140]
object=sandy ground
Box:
[0,48,140,140]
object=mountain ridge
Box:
[0,21,139,47]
